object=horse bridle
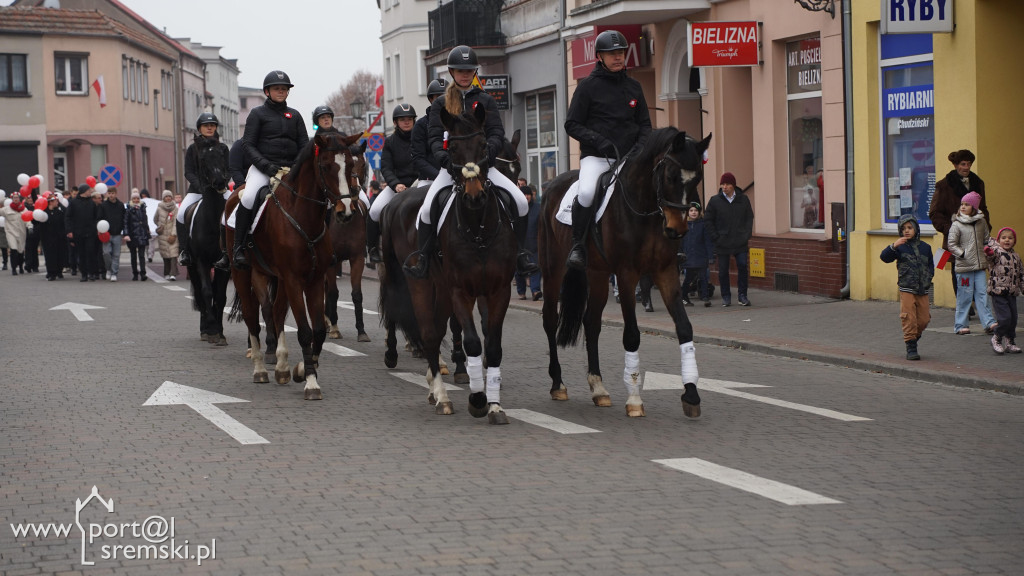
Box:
[446,130,491,183]
[618,151,699,218]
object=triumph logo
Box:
[712,47,740,60]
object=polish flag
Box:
[91,75,106,108]
[934,247,951,270]
[374,79,384,108]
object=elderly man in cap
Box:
[704,172,754,307]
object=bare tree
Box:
[324,69,384,135]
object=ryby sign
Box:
[881,0,953,34]
[688,21,761,67]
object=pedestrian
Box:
[983,227,1023,354]
[177,112,230,270]
[124,190,150,281]
[410,78,446,184]
[65,184,100,281]
[2,198,28,275]
[139,189,159,264]
[367,104,419,265]
[0,209,9,270]
[515,185,542,301]
[38,194,68,280]
[680,201,715,307]
[91,191,106,279]
[947,191,997,336]
[154,190,180,280]
[879,214,934,360]
[704,172,754,306]
[929,149,990,304]
[99,186,126,281]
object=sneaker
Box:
[109,274,117,282]
[703,299,711,307]
[518,293,527,300]
[738,296,751,306]
[991,334,1005,355]
[168,275,176,281]
[722,298,731,307]
[1005,337,1022,354]
[532,291,543,301]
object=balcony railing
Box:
[428,0,506,52]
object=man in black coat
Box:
[65,184,100,281]
[99,186,126,281]
[704,172,754,307]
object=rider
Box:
[178,112,230,269]
[233,70,309,269]
[312,105,334,131]
[404,45,538,279]
[564,30,651,270]
[366,103,419,264]
[410,78,447,183]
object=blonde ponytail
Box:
[445,80,463,117]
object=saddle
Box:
[431,181,516,234]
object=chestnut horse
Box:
[325,137,370,341]
[539,129,712,417]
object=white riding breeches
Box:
[176,192,202,224]
[417,166,528,226]
[240,165,269,210]
[368,185,396,222]
[576,155,618,208]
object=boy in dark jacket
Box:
[680,202,714,307]
[879,214,934,360]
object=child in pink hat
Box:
[983,226,1023,353]
[947,191,996,336]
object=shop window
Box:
[786,37,823,230]
[90,144,107,176]
[523,90,558,195]
[0,53,28,95]
[55,54,88,95]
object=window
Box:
[122,56,129,99]
[0,53,28,95]
[384,57,392,104]
[126,145,135,189]
[55,54,88,95]
[523,90,558,195]
[90,144,107,176]
[142,147,150,191]
[786,37,824,231]
[129,60,136,101]
[143,65,149,104]
[394,53,402,99]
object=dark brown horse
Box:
[325,137,371,341]
[379,105,518,424]
[539,128,712,417]
[227,129,362,400]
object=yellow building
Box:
[850,1,1024,306]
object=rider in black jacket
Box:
[233,70,309,269]
[366,104,418,264]
[178,112,230,269]
[410,78,446,182]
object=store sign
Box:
[687,21,761,67]
[786,37,821,93]
[881,0,953,34]
[883,84,934,118]
[478,75,510,110]
[570,25,643,80]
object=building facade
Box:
[380,0,433,123]
[177,38,240,145]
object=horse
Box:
[183,138,232,346]
[325,137,371,342]
[379,106,519,424]
[227,128,363,400]
[538,128,712,418]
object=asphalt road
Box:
[2,267,1023,575]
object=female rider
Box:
[178,112,230,269]
[410,78,447,183]
[366,104,418,264]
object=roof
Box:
[0,7,177,61]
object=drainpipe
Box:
[839,0,854,299]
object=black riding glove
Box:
[437,152,451,170]
[263,163,281,177]
[599,140,618,158]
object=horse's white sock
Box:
[467,356,484,393]
[623,350,641,397]
[486,367,501,404]
[680,341,699,385]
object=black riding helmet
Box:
[263,70,294,90]
[195,112,219,131]
[392,103,416,121]
[427,78,447,98]
[595,30,628,54]
[312,105,334,125]
[447,45,479,70]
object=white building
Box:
[176,39,240,145]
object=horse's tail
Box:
[556,267,588,347]
[378,244,423,351]
[227,291,244,323]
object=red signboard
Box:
[687,21,761,67]
[570,25,643,80]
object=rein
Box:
[453,183,505,251]
[616,150,698,218]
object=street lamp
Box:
[349,100,364,121]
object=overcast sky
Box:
[120,0,384,131]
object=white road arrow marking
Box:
[390,372,462,391]
[503,409,600,434]
[337,301,378,315]
[644,373,871,422]
[143,381,269,445]
[322,343,366,357]
[49,302,105,322]
[653,458,842,505]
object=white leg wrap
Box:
[681,341,699,385]
[486,366,501,405]
[467,355,484,393]
[623,350,641,397]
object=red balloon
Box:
[86,176,97,188]
[27,175,40,189]
[41,190,52,198]
[20,210,33,222]
[34,198,48,210]
[19,186,30,198]
[98,231,111,243]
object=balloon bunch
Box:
[97,219,111,242]
[5,172,58,223]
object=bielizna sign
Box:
[688,21,761,67]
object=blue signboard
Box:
[98,164,121,187]
[883,84,933,118]
[365,150,381,171]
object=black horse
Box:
[538,129,712,418]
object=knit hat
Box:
[689,201,703,213]
[162,190,174,199]
[961,191,981,211]
[719,172,737,186]
[130,191,141,200]
[77,184,91,195]
[996,227,1017,242]
[948,149,975,166]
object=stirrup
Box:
[214,252,230,271]
[368,246,383,264]
[403,251,429,279]
[566,244,587,271]
[232,246,250,270]
[516,251,539,275]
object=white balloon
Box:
[0,190,6,200]
[33,174,44,185]
[33,209,48,222]
[97,219,110,233]
[3,198,11,209]
[59,196,69,207]
[95,182,108,195]
[17,173,29,186]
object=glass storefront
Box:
[786,37,823,231]
[524,91,558,195]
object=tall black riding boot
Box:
[213,225,230,270]
[514,215,539,276]
[403,221,436,279]
[366,217,382,265]
[566,199,594,271]
[176,221,192,267]
[232,205,254,270]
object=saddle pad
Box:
[226,200,269,233]
[226,168,287,232]
[555,175,619,227]
[422,186,510,233]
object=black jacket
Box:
[241,98,309,175]
[565,62,651,159]
[123,202,150,244]
[65,196,100,238]
[410,114,440,180]
[428,86,504,169]
[880,214,934,295]
[184,135,230,194]
[380,127,418,189]
[704,190,754,255]
[229,139,250,189]
[99,198,126,235]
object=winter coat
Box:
[242,97,309,176]
[124,202,150,246]
[879,214,934,295]
[410,113,440,180]
[681,217,715,269]
[947,212,990,273]
[984,238,1024,297]
[524,198,540,255]
[704,190,754,255]
[154,201,179,259]
[2,205,28,252]
[428,86,504,169]
[184,134,230,194]
[380,127,418,189]
[928,170,988,250]
[0,217,8,250]
[65,195,100,238]
[99,198,126,236]
[565,62,652,159]
[229,138,250,190]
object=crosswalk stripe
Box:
[390,371,461,391]
[503,409,601,434]
[653,458,842,505]
[321,342,366,357]
[163,285,188,291]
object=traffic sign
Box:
[367,133,385,152]
[98,164,121,187]
[365,150,381,170]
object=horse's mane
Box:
[289,131,334,174]
[447,111,482,134]
[632,127,682,167]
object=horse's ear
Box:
[698,132,713,153]
[343,132,363,147]
[472,101,487,127]
[439,107,455,130]
[357,139,367,154]
[510,129,521,151]
[671,132,690,153]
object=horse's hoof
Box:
[384,350,398,369]
[328,329,341,339]
[357,332,371,343]
[682,383,701,418]
[212,334,228,346]
[550,384,568,401]
[440,365,450,376]
[246,348,253,359]
[253,372,269,384]
[275,370,290,385]
[468,392,488,418]
[199,333,208,342]
[292,363,304,383]
[411,348,423,359]
[304,388,323,401]
[264,352,276,365]
[682,401,701,418]
[626,403,646,418]
[427,392,436,405]
[487,406,510,425]
[593,395,612,407]
[435,401,454,415]
[454,372,470,385]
